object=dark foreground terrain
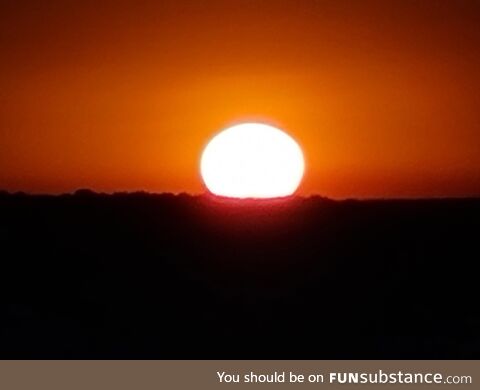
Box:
[0,191,479,358]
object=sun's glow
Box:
[200,123,304,198]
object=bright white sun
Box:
[200,123,305,199]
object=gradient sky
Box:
[1,0,479,198]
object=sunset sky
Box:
[1,0,479,198]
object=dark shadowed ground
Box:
[0,191,479,358]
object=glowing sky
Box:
[1,0,479,198]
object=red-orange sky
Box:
[1,0,479,198]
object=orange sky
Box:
[1,0,479,198]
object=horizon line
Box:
[1,188,479,202]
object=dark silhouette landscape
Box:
[0,190,479,358]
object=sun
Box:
[200,123,305,199]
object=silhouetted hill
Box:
[0,191,479,358]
